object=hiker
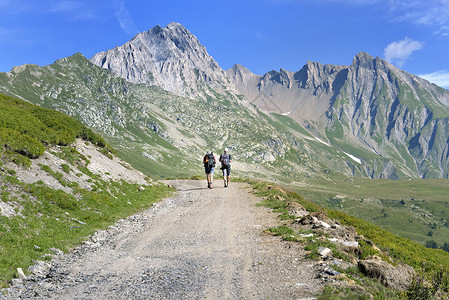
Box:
[203,151,216,189]
[219,148,232,187]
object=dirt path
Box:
[4,180,322,299]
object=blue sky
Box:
[0,0,448,88]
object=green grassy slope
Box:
[0,94,173,288]
[247,179,449,298]
[0,93,113,164]
[294,174,449,249]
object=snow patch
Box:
[315,137,330,146]
[344,152,361,164]
[308,136,362,164]
[281,111,291,116]
[313,136,361,164]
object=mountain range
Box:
[1,22,449,180]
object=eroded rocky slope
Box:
[228,52,449,179]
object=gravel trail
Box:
[5,180,322,299]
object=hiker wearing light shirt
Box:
[219,148,232,187]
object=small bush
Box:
[266,226,298,241]
[0,128,45,159]
[406,269,449,299]
[61,164,71,174]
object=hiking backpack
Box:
[206,153,215,168]
[221,153,230,167]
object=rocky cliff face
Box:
[327,53,449,178]
[90,22,235,99]
[228,52,449,178]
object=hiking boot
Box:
[224,180,227,187]
[207,182,210,188]
[210,182,213,189]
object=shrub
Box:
[0,128,45,158]
[426,240,438,249]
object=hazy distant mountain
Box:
[1,23,449,179]
[227,62,348,123]
[227,52,449,178]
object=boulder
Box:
[300,211,333,226]
[358,258,415,291]
[342,241,359,248]
[17,268,26,280]
[331,225,359,241]
[315,220,331,229]
[300,233,314,238]
[287,202,308,218]
[28,260,51,278]
[319,247,332,257]
[50,248,64,256]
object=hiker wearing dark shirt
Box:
[203,151,216,189]
[219,148,232,187]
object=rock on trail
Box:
[3,180,323,299]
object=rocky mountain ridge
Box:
[2,22,449,179]
[227,52,449,178]
[1,52,371,181]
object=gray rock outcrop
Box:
[358,258,415,291]
[91,22,235,99]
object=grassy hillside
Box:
[245,179,449,298]
[0,54,380,181]
[1,55,448,251]
[1,92,448,298]
[0,94,173,288]
[294,174,449,250]
[0,93,114,164]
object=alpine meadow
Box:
[1,22,449,298]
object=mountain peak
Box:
[355,52,374,60]
[90,23,231,98]
[230,64,253,75]
[165,22,186,30]
[351,52,375,66]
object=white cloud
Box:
[418,70,449,89]
[114,0,138,36]
[384,37,423,67]
[48,1,96,20]
[435,25,449,37]
[288,1,449,36]
[389,0,449,36]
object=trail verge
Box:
[4,180,322,299]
